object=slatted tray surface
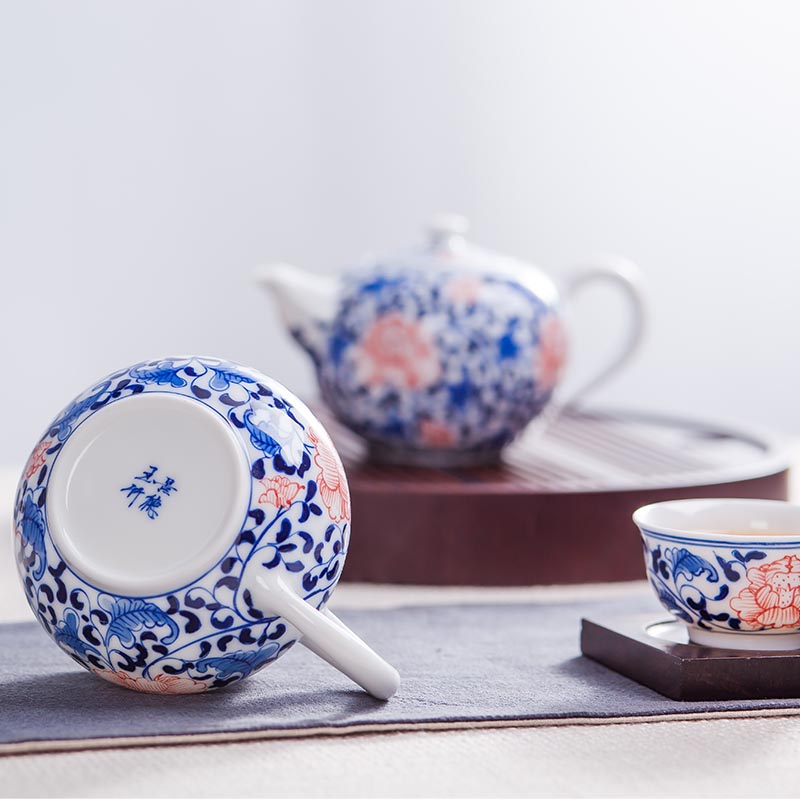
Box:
[325,408,791,585]
[331,408,786,494]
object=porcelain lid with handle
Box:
[358,213,560,304]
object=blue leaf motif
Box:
[19,493,46,580]
[716,554,741,582]
[243,409,281,456]
[666,548,718,582]
[209,368,256,392]
[194,643,281,681]
[54,609,100,658]
[734,549,767,564]
[654,585,694,623]
[129,361,187,387]
[713,584,729,602]
[105,598,179,647]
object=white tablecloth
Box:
[2,464,799,798]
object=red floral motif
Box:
[24,439,52,480]
[308,428,350,523]
[258,476,305,509]
[443,276,483,306]
[730,555,800,628]
[92,668,207,694]
[419,419,456,448]
[533,315,567,393]
[355,312,440,390]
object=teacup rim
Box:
[632,497,800,544]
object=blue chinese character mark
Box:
[120,483,146,508]
[120,466,178,520]
[135,465,159,483]
[139,493,162,519]
[157,477,177,496]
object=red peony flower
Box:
[308,428,350,523]
[419,419,456,448]
[24,439,52,480]
[533,315,567,393]
[355,312,440,390]
[730,555,800,628]
[258,476,305,509]
[443,276,483,306]
[93,668,207,694]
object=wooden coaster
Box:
[325,407,791,585]
[581,614,800,701]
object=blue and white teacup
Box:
[13,356,399,697]
[635,498,800,651]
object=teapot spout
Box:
[254,262,339,365]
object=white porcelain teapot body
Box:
[257,215,643,466]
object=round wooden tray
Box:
[324,407,792,585]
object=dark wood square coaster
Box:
[581,615,800,701]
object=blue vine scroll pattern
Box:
[13,357,351,694]
[309,266,565,458]
[642,532,775,633]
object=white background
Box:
[1,0,799,465]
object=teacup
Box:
[634,498,800,651]
[13,356,400,697]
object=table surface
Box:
[2,461,799,798]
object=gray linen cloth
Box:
[3,598,800,752]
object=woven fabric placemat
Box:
[3,597,800,755]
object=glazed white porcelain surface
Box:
[256,215,645,466]
[13,356,400,698]
[635,498,800,651]
[47,392,251,597]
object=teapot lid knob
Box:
[428,212,469,248]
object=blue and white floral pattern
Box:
[13,357,350,693]
[298,265,566,460]
[641,527,800,636]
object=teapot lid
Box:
[426,212,472,252]
[367,214,558,303]
[421,212,498,266]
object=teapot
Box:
[256,215,644,467]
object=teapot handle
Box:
[252,570,400,700]
[557,254,645,406]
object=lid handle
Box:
[428,212,469,248]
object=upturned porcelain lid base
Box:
[46,392,251,597]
